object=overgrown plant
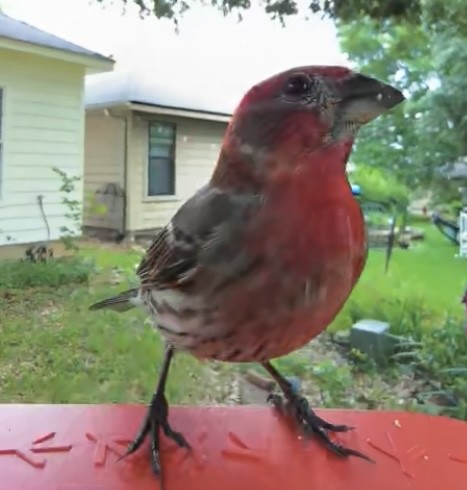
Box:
[52,167,81,251]
[52,167,107,251]
[0,257,95,289]
[415,316,467,420]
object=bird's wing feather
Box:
[88,288,141,311]
[136,185,263,290]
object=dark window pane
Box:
[149,134,174,147]
[149,145,171,158]
[148,121,176,196]
[148,158,175,195]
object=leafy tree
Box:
[94,0,423,24]
[337,0,467,191]
[416,0,467,177]
[342,0,467,167]
[423,0,467,35]
[338,18,434,187]
[428,29,467,157]
[353,165,409,208]
[92,0,466,42]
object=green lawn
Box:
[331,220,466,332]
[0,220,465,405]
[0,244,221,404]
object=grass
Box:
[0,244,215,404]
[1,218,466,410]
[331,218,467,332]
[0,256,95,289]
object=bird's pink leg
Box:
[262,361,374,463]
[119,344,191,481]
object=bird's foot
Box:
[119,392,191,476]
[267,392,374,463]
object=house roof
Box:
[0,11,113,68]
[85,70,235,120]
[438,156,467,180]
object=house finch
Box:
[89,66,404,479]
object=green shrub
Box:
[352,164,410,208]
[311,359,355,408]
[337,292,467,420]
[52,167,107,251]
[0,257,95,289]
[334,289,439,337]
[416,317,467,420]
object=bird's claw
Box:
[118,392,191,477]
[267,392,374,463]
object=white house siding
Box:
[0,49,85,246]
[128,113,227,232]
[83,111,125,231]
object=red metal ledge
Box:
[0,404,466,489]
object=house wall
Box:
[127,112,227,232]
[83,110,125,232]
[0,48,85,246]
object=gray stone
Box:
[333,330,351,346]
[350,319,395,362]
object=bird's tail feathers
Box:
[88,288,141,312]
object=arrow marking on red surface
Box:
[85,432,133,467]
[0,431,72,469]
[367,432,427,478]
[221,431,265,463]
[449,454,467,465]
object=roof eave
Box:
[128,101,231,123]
[85,100,232,123]
[0,36,114,72]
[85,102,129,114]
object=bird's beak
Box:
[338,73,405,124]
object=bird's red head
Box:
[212,65,404,190]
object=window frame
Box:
[145,120,177,200]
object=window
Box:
[0,88,3,197]
[147,121,176,196]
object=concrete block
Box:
[350,319,394,362]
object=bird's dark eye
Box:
[283,73,312,96]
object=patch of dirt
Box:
[197,333,432,413]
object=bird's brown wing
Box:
[136,185,262,290]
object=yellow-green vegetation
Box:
[0,244,215,404]
[332,220,466,333]
[1,220,465,421]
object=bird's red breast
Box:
[192,141,367,362]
